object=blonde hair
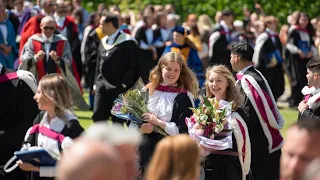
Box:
[205,65,244,110]
[146,52,199,97]
[39,74,74,123]
[145,135,200,180]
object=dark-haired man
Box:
[298,58,320,121]
[92,12,139,123]
[230,42,284,180]
[281,119,320,180]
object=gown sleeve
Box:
[167,93,193,135]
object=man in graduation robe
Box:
[92,12,139,123]
[84,15,107,110]
[298,58,320,121]
[209,10,237,70]
[0,63,39,180]
[54,0,82,84]
[19,0,55,59]
[20,16,88,110]
[253,16,285,101]
[230,42,284,180]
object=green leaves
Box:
[83,0,319,27]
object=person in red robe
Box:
[19,0,55,57]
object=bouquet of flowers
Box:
[111,89,168,136]
[185,97,233,153]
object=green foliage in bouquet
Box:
[189,97,232,138]
[121,89,149,118]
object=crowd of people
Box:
[1,0,320,180]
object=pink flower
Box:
[190,115,196,123]
[196,129,204,136]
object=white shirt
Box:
[266,28,277,44]
[0,23,8,44]
[0,63,3,72]
[54,14,67,37]
[220,20,231,42]
[106,29,120,45]
[147,90,194,136]
[24,112,76,177]
[237,65,253,75]
[42,34,53,61]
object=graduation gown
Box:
[0,19,18,69]
[85,27,106,92]
[285,25,318,106]
[253,30,285,100]
[298,86,320,121]
[238,67,284,180]
[209,24,236,70]
[136,86,194,174]
[20,34,89,110]
[0,67,39,180]
[134,26,162,84]
[204,108,251,180]
[92,31,139,122]
[163,43,205,87]
[23,111,84,180]
[55,16,82,82]
[19,14,44,58]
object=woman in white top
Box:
[18,74,84,180]
[134,52,199,175]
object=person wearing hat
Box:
[209,10,236,70]
[163,26,205,88]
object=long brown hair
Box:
[146,52,199,97]
[205,65,244,110]
[145,135,200,180]
[39,74,74,123]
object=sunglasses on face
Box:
[43,26,55,31]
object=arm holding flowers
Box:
[143,93,193,136]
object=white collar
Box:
[41,9,52,16]
[237,65,253,75]
[313,88,320,95]
[220,20,230,32]
[0,63,3,73]
[42,33,53,42]
[54,13,66,22]
[44,110,76,132]
[107,29,120,42]
[266,28,278,35]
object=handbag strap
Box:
[2,155,18,173]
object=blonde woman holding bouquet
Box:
[133,52,199,175]
[202,65,251,180]
[17,74,84,180]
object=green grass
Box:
[74,92,299,139]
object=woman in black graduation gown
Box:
[286,12,318,107]
[18,74,84,180]
[130,52,199,176]
[203,65,251,180]
[134,11,162,84]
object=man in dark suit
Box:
[92,12,139,123]
[230,42,284,180]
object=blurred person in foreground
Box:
[145,135,201,180]
[56,139,125,180]
[81,122,141,180]
[281,119,320,180]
